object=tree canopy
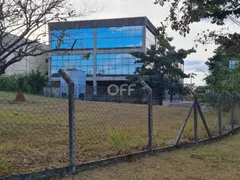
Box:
[204,50,240,93]
[154,0,240,36]
[129,33,195,104]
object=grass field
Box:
[0,91,238,176]
[59,133,240,180]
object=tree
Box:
[154,0,240,36]
[155,0,240,92]
[0,0,95,75]
[199,47,240,111]
[205,51,240,93]
[205,52,228,86]
[154,0,240,55]
[129,33,195,105]
[199,62,240,110]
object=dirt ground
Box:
[59,134,240,180]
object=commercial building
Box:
[4,53,49,76]
[229,60,239,69]
[48,17,157,95]
[3,34,49,76]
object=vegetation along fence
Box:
[0,70,240,179]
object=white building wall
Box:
[4,53,49,76]
[2,33,49,76]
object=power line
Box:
[228,15,240,27]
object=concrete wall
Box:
[2,33,49,76]
[4,53,49,76]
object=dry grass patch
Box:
[0,91,235,176]
[59,133,240,180]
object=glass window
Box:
[229,60,239,69]
[97,66,105,75]
[51,28,94,50]
[122,66,129,74]
[116,65,122,75]
[97,26,143,49]
[80,65,87,72]
[102,65,109,75]
[109,66,116,75]
[96,53,142,75]
[97,59,103,65]
[87,65,93,75]
[146,28,156,49]
[50,54,93,76]
[129,65,136,73]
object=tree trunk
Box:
[158,92,163,105]
[170,92,173,102]
[0,67,6,75]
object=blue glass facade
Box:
[50,24,153,77]
[97,26,143,48]
[97,54,141,75]
[51,29,94,49]
[51,55,94,76]
[229,60,239,69]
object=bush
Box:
[198,91,240,112]
[26,69,49,94]
[0,75,26,91]
[0,69,49,94]
[183,120,194,141]
[108,128,129,153]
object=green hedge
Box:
[0,70,49,94]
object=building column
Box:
[48,26,52,79]
[142,26,146,53]
[93,28,97,95]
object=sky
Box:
[71,0,239,86]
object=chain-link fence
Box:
[74,98,149,163]
[0,91,69,175]
[42,83,182,104]
[197,92,240,138]
[0,72,240,178]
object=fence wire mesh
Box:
[0,91,69,175]
[71,85,149,163]
[1,81,240,177]
[74,98,149,163]
[197,92,240,139]
[152,89,194,148]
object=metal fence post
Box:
[218,96,223,137]
[231,95,235,131]
[140,80,153,154]
[148,88,153,154]
[58,69,76,172]
[193,96,198,146]
[68,82,76,171]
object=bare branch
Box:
[0,0,98,75]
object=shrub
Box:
[198,91,240,112]
[26,69,49,94]
[183,119,208,141]
[108,128,129,153]
[0,69,49,94]
[16,75,28,92]
[0,75,19,91]
[183,120,194,141]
